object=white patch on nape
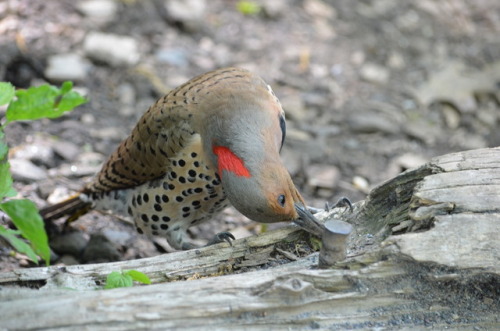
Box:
[266,84,281,105]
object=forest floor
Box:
[0,0,499,270]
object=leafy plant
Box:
[0,81,87,265]
[236,1,261,16]
[104,270,151,289]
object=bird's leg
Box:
[169,229,235,251]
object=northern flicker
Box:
[41,67,325,250]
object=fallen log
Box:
[0,147,499,330]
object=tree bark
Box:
[0,147,499,330]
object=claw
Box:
[206,231,235,247]
[331,197,353,212]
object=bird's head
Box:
[194,68,323,236]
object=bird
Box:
[41,67,325,250]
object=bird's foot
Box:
[205,231,236,247]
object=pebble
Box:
[155,48,189,67]
[10,142,56,168]
[90,126,125,140]
[50,231,89,257]
[83,32,140,67]
[9,159,47,182]
[306,164,340,190]
[281,92,307,122]
[77,0,118,22]
[82,233,122,263]
[52,140,81,161]
[348,113,400,134]
[164,0,207,32]
[261,0,287,18]
[102,229,133,246]
[352,175,370,194]
[359,63,390,84]
[45,53,90,82]
[56,254,81,266]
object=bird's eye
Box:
[277,194,286,207]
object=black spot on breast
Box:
[162,216,171,222]
[137,195,142,205]
[176,196,183,202]
[143,193,149,203]
[141,214,149,223]
[155,195,161,203]
[191,152,197,158]
[194,188,203,193]
[170,171,177,179]
[194,161,200,167]
[161,224,169,230]
[178,159,186,167]
[192,200,200,206]
[182,206,190,212]
[127,207,133,216]
[137,227,144,234]
[151,224,158,230]
[154,204,162,211]
[172,160,178,166]
[179,176,186,183]
[188,170,196,177]
[152,215,159,222]
[162,194,169,203]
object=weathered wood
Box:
[0,147,499,330]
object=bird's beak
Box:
[294,203,325,238]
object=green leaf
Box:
[0,199,50,265]
[104,271,134,289]
[236,1,261,15]
[0,82,15,106]
[0,225,39,263]
[0,163,16,199]
[125,270,151,285]
[6,82,87,122]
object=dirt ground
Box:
[0,0,499,270]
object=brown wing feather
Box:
[84,67,258,193]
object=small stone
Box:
[155,48,189,67]
[83,32,140,67]
[9,159,47,182]
[45,53,90,82]
[80,113,95,125]
[387,52,405,69]
[102,229,133,246]
[47,186,74,205]
[165,0,207,32]
[352,176,370,193]
[280,148,302,176]
[50,231,88,256]
[77,0,118,22]
[10,142,56,168]
[82,233,121,263]
[56,254,80,266]
[286,127,312,142]
[280,92,307,122]
[359,63,389,84]
[261,0,287,18]
[306,164,340,190]
[348,113,400,134]
[90,126,125,140]
[52,140,81,161]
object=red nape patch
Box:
[213,146,251,178]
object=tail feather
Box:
[40,194,92,223]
